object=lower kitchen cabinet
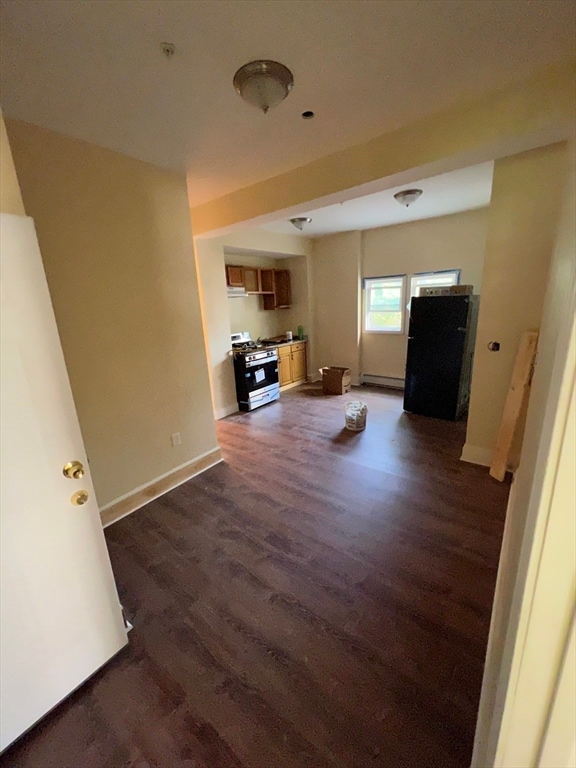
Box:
[278,349,292,386]
[291,344,306,382]
[277,341,307,389]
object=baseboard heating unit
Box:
[361,374,405,390]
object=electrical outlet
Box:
[170,432,181,447]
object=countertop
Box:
[230,339,307,356]
[262,338,307,348]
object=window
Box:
[409,270,460,300]
[364,275,406,333]
[364,270,463,334]
[406,270,460,317]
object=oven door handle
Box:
[245,360,277,369]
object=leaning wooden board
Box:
[490,330,539,481]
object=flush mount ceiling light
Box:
[393,189,423,207]
[233,60,294,114]
[289,217,312,231]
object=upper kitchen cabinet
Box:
[225,262,292,308]
[226,264,244,287]
[263,269,292,310]
[242,266,258,293]
[259,269,275,294]
[243,267,275,295]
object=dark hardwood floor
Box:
[3,385,509,768]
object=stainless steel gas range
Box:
[231,332,280,411]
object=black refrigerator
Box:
[403,295,479,421]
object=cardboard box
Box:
[320,366,352,395]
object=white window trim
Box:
[363,275,406,334]
[406,268,461,321]
[363,269,462,336]
[409,268,461,298]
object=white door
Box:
[0,214,127,751]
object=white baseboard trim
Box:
[100,446,223,527]
[460,443,493,467]
[215,404,238,420]
[361,374,405,390]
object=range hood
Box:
[227,286,248,298]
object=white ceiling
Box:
[261,161,494,237]
[0,1,574,207]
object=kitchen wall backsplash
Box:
[228,294,287,340]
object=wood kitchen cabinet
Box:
[243,266,275,295]
[277,346,292,386]
[226,265,244,287]
[260,269,275,294]
[274,270,291,308]
[277,341,307,388]
[263,269,292,309]
[242,266,259,293]
[226,263,290,306]
[291,342,307,382]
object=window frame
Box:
[363,274,407,334]
[409,269,461,300]
[363,269,463,336]
[406,269,461,322]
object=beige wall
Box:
[7,119,218,508]
[282,253,312,346]
[472,139,575,768]
[362,208,489,379]
[309,209,488,384]
[194,228,312,418]
[194,237,236,419]
[311,231,362,383]
[463,142,568,465]
[0,110,25,215]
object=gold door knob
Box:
[63,460,84,479]
[71,490,89,506]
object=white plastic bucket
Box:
[344,400,368,432]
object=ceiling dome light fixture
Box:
[394,188,423,207]
[233,60,294,114]
[289,217,312,230]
